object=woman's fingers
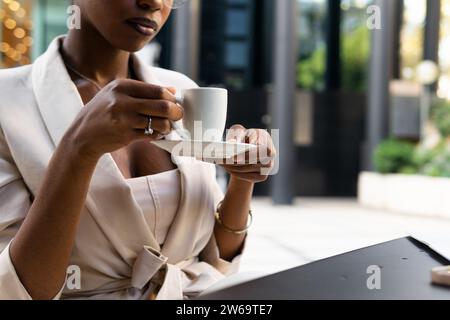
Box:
[166,87,177,96]
[128,98,183,121]
[222,162,273,173]
[222,165,255,174]
[228,172,269,183]
[227,127,276,158]
[114,79,177,102]
[112,80,183,120]
[226,146,274,165]
[130,129,164,141]
[131,115,172,134]
[226,124,247,142]
[247,129,276,158]
[220,125,277,183]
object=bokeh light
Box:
[0,0,33,67]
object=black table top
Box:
[200,237,450,300]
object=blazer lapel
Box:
[31,37,160,263]
[31,37,84,148]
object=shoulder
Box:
[0,65,33,98]
[0,65,34,122]
[150,67,199,90]
[0,64,32,85]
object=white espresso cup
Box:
[174,87,228,142]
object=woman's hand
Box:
[63,79,182,162]
[220,124,276,184]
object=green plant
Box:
[374,139,415,174]
[412,145,438,167]
[296,24,370,91]
[420,150,450,177]
[297,47,325,90]
[398,166,418,175]
[341,25,370,91]
[431,99,450,138]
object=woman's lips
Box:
[126,18,158,36]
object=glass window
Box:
[226,9,249,37]
[340,0,373,91]
[399,0,426,80]
[296,0,327,91]
[225,41,249,68]
[227,0,249,5]
[437,0,450,99]
[32,0,70,60]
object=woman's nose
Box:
[136,0,163,11]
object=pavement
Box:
[239,197,450,276]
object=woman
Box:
[0,0,275,300]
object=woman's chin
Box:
[124,42,149,53]
[122,42,150,53]
[107,36,153,53]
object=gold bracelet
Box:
[214,200,253,235]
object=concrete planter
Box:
[358,172,450,219]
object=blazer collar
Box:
[31,36,162,147]
[31,36,166,261]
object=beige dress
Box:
[127,170,182,248]
[0,36,245,300]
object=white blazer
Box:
[0,37,243,300]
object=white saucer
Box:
[151,139,257,162]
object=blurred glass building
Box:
[0,0,447,200]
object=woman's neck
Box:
[62,26,131,87]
